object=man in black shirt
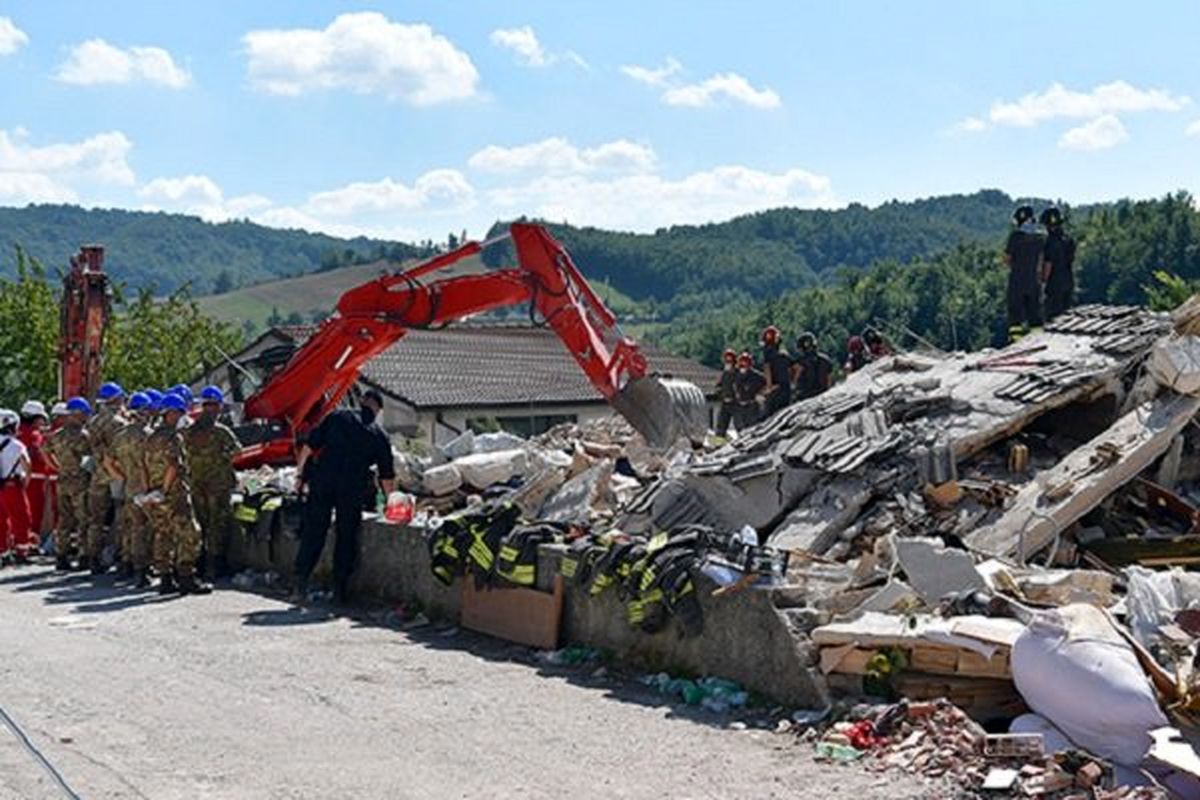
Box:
[792,332,834,400]
[760,325,793,418]
[732,352,766,432]
[1040,206,1076,321]
[292,389,396,604]
[714,348,737,437]
[1003,205,1046,342]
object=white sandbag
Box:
[423,464,463,496]
[439,430,476,460]
[1148,335,1200,396]
[453,449,527,488]
[1125,566,1200,657]
[472,431,527,454]
[1011,604,1168,766]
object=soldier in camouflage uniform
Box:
[84,382,127,574]
[143,394,211,595]
[43,398,92,571]
[110,392,154,587]
[183,386,240,581]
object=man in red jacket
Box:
[18,401,51,547]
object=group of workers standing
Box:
[1004,204,1076,342]
[0,382,239,596]
[714,325,891,437]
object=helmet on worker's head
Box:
[50,402,69,418]
[737,351,753,368]
[168,384,194,405]
[1039,206,1064,228]
[127,392,150,411]
[1012,205,1035,226]
[199,385,225,405]
[847,335,865,353]
[159,394,187,415]
[20,400,47,419]
[0,409,18,430]
[144,389,164,407]
[760,325,781,347]
[97,382,125,402]
[721,348,736,365]
[66,397,92,416]
[796,332,816,352]
[863,327,883,347]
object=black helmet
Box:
[1039,206,1064,228]
[796,331,816,351]
[1012,205,1035,225]
[863,327,883,346]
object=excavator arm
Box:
[237,223,706,467]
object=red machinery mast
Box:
[58,245,111,400]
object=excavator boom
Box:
[237,223,707,467]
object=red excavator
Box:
[58,245,111,400]
[234,222,708,468]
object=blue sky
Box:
[1,1,1199,242]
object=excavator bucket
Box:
[610,375,709,449]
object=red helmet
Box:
[722,348,736,364]
[737,351,753,368]
[847,335,865,353]
[760,325,780,346]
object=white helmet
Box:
[21,400,47,419]
[0,409,18,428]
[50,402,69,417]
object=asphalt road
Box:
[0,563,935,799]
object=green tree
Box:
[212,268,235,295]
[0,246,59,407]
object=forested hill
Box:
[485,190,1036,314]
[0,204,428,295]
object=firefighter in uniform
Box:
[110,392,154,587]
[143,393,211,595]
[792,332,834,400]
[1040,206,1077,321]
[1003,205,1046,342]
[732,351,766,432]
[183,386,239,581]
[714,349,738,437]
[760,326,793,418]
[84,382,127,574]
[44,398,92,571]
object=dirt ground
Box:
[0,563,940,799]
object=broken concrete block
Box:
[472,431,528,453]
[422,463,463,496]
[855,579,922,614]
[1149,335,1200,396]
[439,430,475,460]
[453,449,527,488]
[539,462,614,525]
[894,536,986,605]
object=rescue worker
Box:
[292,389,396,605]
[44,398,92,571]
[792,332,834,400]
[845,336,869,373]
[46,401,69,537]
[110,393,154,586]
[0,409,32,566]
[1040,206,1077,321]
[714,348,738,437]
[84,381,127,574]
[1003,204,1046,342]
[732,352,766,432]
[17,400,50,548]
[760,326,793,418]
[143,393,210,595]
[183,386,239,581]
[863,327,892,359]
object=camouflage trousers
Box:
[120,500,152,571]
[192,482,233,564]
[86,477,114,560]
[148,491,201,577]
[54,478,89,558]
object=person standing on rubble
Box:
[84,382,127,574]
[44,398,92,571]
[845,336,869,373]
[1040,206,1076,321]
[862,327,892,359]
[291,389,396,606]
[715,348,738,437]
[110,392,154,587]
[732,352,766,432]
[144,394,211,595]
[1003,205,1046,343]
[184,386,240,581]
[760,326,793,418]
[792,332,834,400]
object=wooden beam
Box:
[966,393,1200,561]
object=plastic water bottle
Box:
[384,492,415,524]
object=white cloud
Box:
[1058,114,1129,151]
[987,80,1188,127]
[487,165,833,232]
[0,128,135,205]
[1187,120,1200,137]
[620,58,681,88]
[304,169,475,217]
[490,26,549,67]
[0,17,28,55]
[622,58,779,109]
[138,174,270,221]
[243,12,479,105]
[56,39,191,88]
[951,116,988,134]
[468,137,656,175]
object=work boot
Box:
[157,572,178,595]
[288,578,309,606]
[55,556,72,572]
[115,561,135,582]
[177,573,212,596]
[88,556,107,576]
[134,569,151,589]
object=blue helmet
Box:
[144,389,164,409]
[127,392,150,411]
[169,384,194,404]
[97,382,125,401]
[199,385,225,405]
[66,397,92,415]
[159,394,188,414]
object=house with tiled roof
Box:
[197,323,719,446]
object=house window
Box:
[467,414,577,439]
